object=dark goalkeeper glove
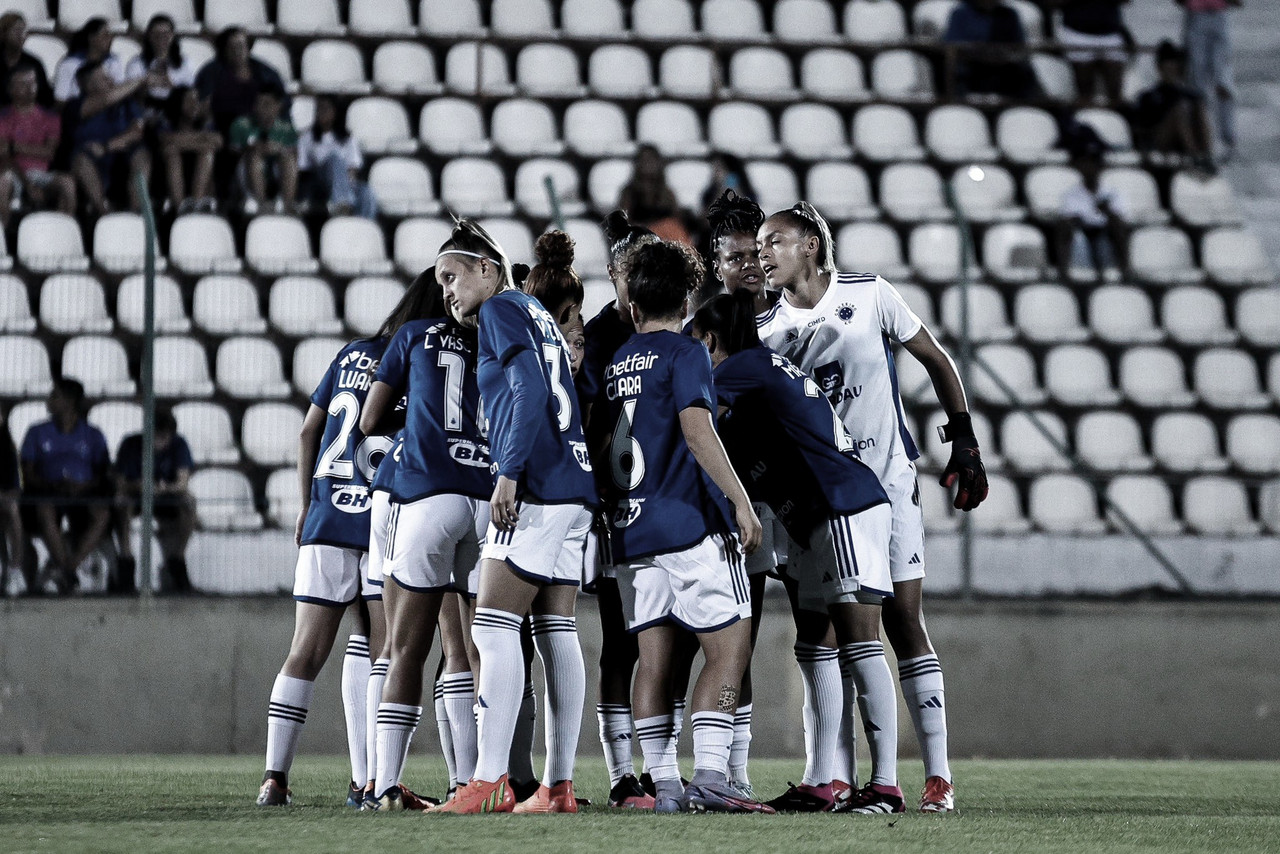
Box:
[937,412,989,512]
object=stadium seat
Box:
[1170,172,1242,228]
[242,403,304,467]
[1201,228,1275,287]
[745,161,799,218]
[444,42,516,97]
[8,0,54,32]
[216,337,290,400]
[701,0,769,43]
[169,214,241,275]
[290,95,315,132]
[153,336,213,398]
[492,99,564,157]
[1031,53,1076,101]
[38,274,112,334]
[708,102,782,159]
[300,41,369,95]
[1270,354,1280,403]
[249,39,294,92]
[1161,287,1237,346]
[800,49,870,103]
[1236,289,1280,347]
[419,98,491,156]
[564,100,634,158]
[1194,348,1270,410]
[972,343,1045,406]
[173,402,238,465]
[632,0,697,41]
[939,283,1015,342]
[589,45,657,99]
[516,44,587,98]
[908,223,965,283]
[1100,167,1168,225]
[1183,477,1260,536]
[269,277,342,337]
[853,105,924,162]
[492,0,556,37]
[636,102,708,158]
[292,337,346,396]
[1001,410,1071,472]
[6,400,48,449]
[918,476,959,532]
[277,0,344,35]
[1263,480,1280,535]
[0,275,35,333]
[115,274,189,336]
[806,163,877,221]
[590,158,634,213]
[22,34,63,84]
[560,219,610,278]
[395,218,455,276]
[61,335,135,397]
[1119,347,1195,408]
[1014,284,1089,344]
[420,0,483,36]
[836,222,909,282]
[971,474,1031,535]
[244,216,318,276]
[895,282,936,326]
[1104,475,1182,535]
[1227,414,1280,474]
[1128,226,1202,286]
[193,275,266,336]
[871,50,934,100]
[1010,0,1045,42]
[782,105,852,161]
[983,223,1048,284]
[1024,165,1082,221]
[515,159,586,219]
[911,0,957,39]
[925,106,998,163]
[843,0,908,44]
[442,158,517,218]
[93,213,164,275]
[319,217,394,277]
[659,46,717,100]
[58,0,123,32]
[346,97,416,155]
[1089,285,1165,345]
[562,0,626,39]
[951,165,1025,223]
[265,467,301,528]
[729,47,799,101]
[17,213,89,273]
[1044,344,1122,407]
[350,0,416,36]
[1075,411,1152,472]
[368,157,441,217]
[87,402,141,462]
[344,277,406,336]
[478,219,535,266]
[582,278,614,320]
[773,0,841,43]
[373,42,443,95]
[189,468,263,531]
[996,107,1067,165]
[1029,474,1106,535]
[881,164,947,223]
[1075,108,1140,165]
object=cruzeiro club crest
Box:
[836,303,857,324]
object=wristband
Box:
[936,412,976,444]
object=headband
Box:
[436,249,496,263]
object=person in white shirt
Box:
[297,96,377,219]
[1055,147,1129,282]
[124,14,197,114]
[53,17,124,102]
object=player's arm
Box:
[490,348,549,530]
[295,404,326,546]
[360,381,402,437]
[679,406,762,555]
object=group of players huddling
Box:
[254,189,990,817]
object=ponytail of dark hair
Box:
[692,289,760,356]
[374,266,444,341]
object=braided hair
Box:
[706,189,764,253]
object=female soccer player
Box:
[757,202,990,814]
[431,219,596,815]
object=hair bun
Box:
[601,210,632,246]
[535,230,575,270]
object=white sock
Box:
[365,657,388,787]
[635,714,679,783]
[340,635,370,786]
[470,608,525,782]
[837,649,858,786]
[508,681,537,786]
[597,703,634,785]
[796,642,841,786]
[899,654,951,782]
[728,703,752,786]
[434,680,457,789]
[265,674,314,776]
[374,702,420,798]
[442,671,478,784]
[690,710,734,778]
[531,614,585,786]
[842,641,898,787]
[672,697,686,745]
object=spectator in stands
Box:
[158,86,221,214]
[1055,0,1131,104]
[126,14,197,115]
[0,416,24,595]
[0,63,76,227]
[701,154,756,217]
[297,96,376,219]
[113,407,196,595]
[67,61,158,216]
[20,378,112,595]
[1055,145,1129,282]
[195,27,289,136]
[0,12,54,108]
[1133,40,1215,172]
[618,143,691,244]
[52,17,124,103]
[1179,0,1239,161]
[230,86,297,215]
[943,0,1041,100]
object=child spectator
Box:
[230,86,297,214]
[53,17,124,103]
[1133,40,1215,172]
[0,63,76,227]
[297,95,376,218]
[1179,0,1238,161]
[0,12,54,108]
[1055,146,1129,282]
[126,14,197,115]
[195,27,289,136]
[1056,0,1131,104]
[158,86,221,214]
[943,0,1040,99]
[66,61,158,215]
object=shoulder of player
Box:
[833,270,881,292]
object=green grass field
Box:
[3,756,1277,854]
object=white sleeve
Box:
[53,57,81,101]
[343,137,363,171]
[876,276,923,343]
[296,132,314,170]
[1059,185,1092,221]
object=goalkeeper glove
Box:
[937,412,989,512]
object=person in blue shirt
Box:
[431,219,595,815]
[19,377,111,595]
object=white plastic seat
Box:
[782,105,852,161]
[39,274,112,334]
[774,0,841,44]
[1001,410,1070,472]
[807,163,876,222]
[908,223,966,284]
[1119,347,1195,407]
[242,402,304,467]
[17,213,89,274]
[1183,477,1259,536]
[589,45,656,100]
[745,162,799,219]
[911,0,957,39]
[290,96,315,134]
[492,99,564,158]
[997,107,1066,165]
[871,50,934,100]
[844,0,908,45]
[8,0,54,32]
[1075,108,1140,165]
[952,165,1024,223]
[172,402,238,465]
[189,468,262,531]
[881,163,946,223]
[61,335,135,397]
[708,102,782,159]
[249,39,294,91]
[153,336,213,398]
[636,102,708,158]
[666,161,711,211]
[972,474,1031,535]
[1226,415,1280,475]
[659,46,716,100]
[1202,228,1274,287]
[350,0,415,36]
[631,0,696,41]
[477,219,535,266]
[1029,474,1106,534]
[1089,286,1164,345]
[87,402,141,463]
[1236,289,1280,347]
[516,43,586,98]
[92,213,164,275]
[1100,167,1168,225]
[292,337,347,396]
[564,100,634,158]
[265,467,301,528]
[1194,348,1270,410]
[269,277,342,337]
[982,223,1048,284]
[560,219,610,279]
[1031,53,1076,101]
[1263,480,1280,535]
[1161,286,1237,346]
[972,343,1045,405]
[0,275,35,333]
[1105,475,1182,535]
[1270,354,1280,402]
[22,35,64,83]
[562,0,625,39]
[345,277,406,336]
[346,97,417,155]
[193,275,266,336]
[245,216,318,276]
[300,41,369,95]
[319,217,394,277]
[7,400,48,449]
[394,218,454,275]
[1010,0,1045,43]
[1014,284,1088,344]
[729,47,798,101]
[701,0,768,43]
[419,98,492,156]
[216,337,290,400]
[372,42,443,95]
[492,0,555,37]
[440,158,515,218]
[169,214,241,275]
[420,0,483,37]
[277,0,344,35]
[853,104,923,162]
[115,274,189,336]
[925,106,997,163]
[894,282,936,326]
[939,283,1015,342]
[1044,344,1122,406]
[1024,165,1083,221]
[836,223,909,282]
[368,157,441,217]
[1075,411,1152,472]
[58,0,123,32]
[1170,172,1242,228]
[589,159,634,213]
[800,49,869,103]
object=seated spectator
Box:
[1133,40,1215,171]
[0,63,76,227]
[0,416,24,595]
[231,87,298,215]
[195,27,289,137]
[1056,0,1131,104]
[67,61,158,215]
[126,14,197,115]
[19,378,113,595]
[618,143,691,244]
[158,86,221,214]
[297,95,376,219]
[944,0,1040,100]
[1055,145,1129,282]
[52,17,125,103]
[113,407,196,595]
[0,12,54,108]
[1180,0,1239,162]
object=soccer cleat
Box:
[512,781,578,814]
[831,779,853,805]
[362,787,404,812]
[608,774,655,809]
[919,776,955,813]
[682,780,777,814]
[346,782,365,808]
[427,776,515,814]
[256,778,291,807]
[510,777,541,804]
[831,782,906,814]
[765,782,835,813]
[729,780,757,801]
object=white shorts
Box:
[885,463,927,584]
[1058,25,1128,64]
[788,504,893,612]
[582,519,606,592]
[744,503,779,576]
[616,533,752,633]
[367,490,391,592]
[293,543,373,606]
[482,500,592,587]
[385,494,486,596]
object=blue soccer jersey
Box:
[477,289,596,506]
[600,330,733,562]
[369,431,401,495]
[301,338,396,550]
[375,318,493,504]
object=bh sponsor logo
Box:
[331,484,372,514]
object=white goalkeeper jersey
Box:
[756,271,923,483]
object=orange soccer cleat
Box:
[512,780,579,814]
[428,776,516,814]
[919,776,955,813]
